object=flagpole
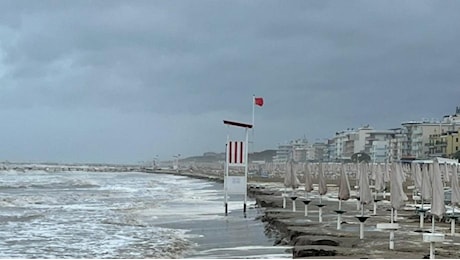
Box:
[252,94,255,127]
[252,95,255,154]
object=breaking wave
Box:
[0,170,204,258]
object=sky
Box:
[1,1,460,164]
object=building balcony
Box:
[425,141,447,147]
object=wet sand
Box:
[248,183,460,259]
[156,170,460,258]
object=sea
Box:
[0,169,291,258]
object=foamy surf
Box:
[0,170,290,258]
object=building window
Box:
[457,146,459,151]
[457,138,459,142]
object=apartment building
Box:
[388,128,406,162]
[273,138,310,163]
[448,131,460,155]
[327,126,374,161]
[364,130,396,163]
[329,129,355,161]
[401,120,453,159]
[311,142,328,162]
[417,107,460,158]
[428,130,460,158]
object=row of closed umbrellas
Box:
[281,159,460,258]
[283,159,460,220]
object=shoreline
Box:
[152,169,460,259]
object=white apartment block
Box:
[363,129,402,163]
[388,128,406,162]
[327,126,407,163]
[273,138,330,163]
[329,129,355,161]
[328,126,374,161]
[273,138,310,163]
[401,120,452,159]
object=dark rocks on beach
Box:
[292,236,340,247]
[293,246,337,258]
[257,197,283,208]
[414,229,432,233]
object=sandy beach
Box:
[248,183,460,259]
[161,169,460,259]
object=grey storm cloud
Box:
[0,0,460,163]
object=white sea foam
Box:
[0,170,202,258]
[0,170,288,258]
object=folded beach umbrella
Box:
[284,158,300,190]
[338,163,351,201]
[359,163,372,205]
[304,163,313,193]
[390,163,408,210]
[315,163,328,222]
[451,164,460,206]
[412,162,422,192]
[383,162,391,183]
[301,162,315,215]
[318,163,327,196]
[431,160,445,220]
[371,163,386,215]
[374,163,386,193]
[335,163,350,229]
[448,163,460,236]
[444,162,450,184]
[421,163,432,201]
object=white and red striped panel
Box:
[227,141,245,165]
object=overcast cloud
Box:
[0,1,460,164]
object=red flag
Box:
[254,97,264,107]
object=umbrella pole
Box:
[304,192,309,216]
[451,215,456,237]
[337,199,342,230]
[358,203,365,239]
[373,189,377,215]
[305,202,309,216]
[283,187,286,208]
[451,205,457,236]
[394,209,398,222]
[391,207,394,224]
[432,215,435,233]
[319,195,323,223]
[420,197,425,228]
[390,229,395,250]
[430,241,435,259]
[292,201,296,212]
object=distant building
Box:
[364,129,397,163]
[326,126,410,163]
[388,128,406,162]
[273,138,310,163]
[329,129,356,161]
[401,120,452,159]
[447,131,460,156]
[311,142,328,162]
[328,126,374,161]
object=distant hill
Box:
[249,149,276,162]
[182,149,276,163]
